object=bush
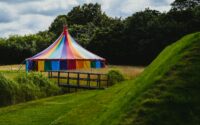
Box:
[0,72,61,107]
[0,73,19,106]
[16,72,61,98]
[107,70,125,85]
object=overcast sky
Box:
[0,0,174,37]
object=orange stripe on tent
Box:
[76,60,84,69]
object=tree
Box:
[67,3,103,26]
[48,15,68,37]
[171,0,200,11]
[88,18,125,64]
[123,9,163,64]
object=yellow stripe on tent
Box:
[38,61,44,71]
[76,60,84,69]
[83,60,91,69]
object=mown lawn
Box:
[0,81,131,125]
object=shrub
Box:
[0,73,19,106]
[16,72,61,98]
[0,72,61,107]
[107,70,125,85]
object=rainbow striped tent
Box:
[26,26,105,72]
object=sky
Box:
[0,0,174,37]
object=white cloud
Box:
[149,0,174,12]
[120,0,151,15]
[0,14,54,37]
[18,0,79,16]
[0,0,41,3]
[0,2,18,22]
[0,0,175,37]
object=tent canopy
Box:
[26,26,105,71]
[28,26,105,61]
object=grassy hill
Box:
[0,32,200,125]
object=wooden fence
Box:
[48,71,109,90]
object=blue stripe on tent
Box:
[26,60,34,71]
[96,60,101,68]
[51,61,60,71]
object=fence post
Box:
[97,74,100,88]
[87,74,90,87]
[48,71,50,78]
[67,72,69,85]
[58,71,60,86]
[99,75,101,88]
[107,75,109,87]
[77,73,80,86]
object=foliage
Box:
[0,72,61,107]
[0,34,52,64]
[16,72,60,97]
[0,73,19,106]
[171,0,200,11]
[48,15,68,37]
[67,3,103,26]
[107,70,125,85]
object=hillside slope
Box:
[119,32,200,125]
[0,32,200,125]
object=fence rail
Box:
[48,71,109,90]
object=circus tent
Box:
[26,26,105,72]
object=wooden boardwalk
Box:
[48,71,109,90]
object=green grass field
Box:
[0,32,200,125]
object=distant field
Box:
[0,64,25,71]
[0,64,144,80]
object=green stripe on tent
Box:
[91,61,96,68]
[45,61,52,71]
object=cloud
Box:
[18,0,79,16]
[0,0,40,3]
[0,3,18,22]
[0,14,54,37]
[0,0,175,37]
[77,0,174,17]
[119,0,151,16]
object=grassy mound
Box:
[0,32,199,125]
[119,32,200,125]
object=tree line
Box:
[0,0,199,65]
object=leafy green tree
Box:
[67,3,103,26]
[48,15,68,37]
[69,23,97,47]
[171,0,200,11]
[88,18,125,64]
